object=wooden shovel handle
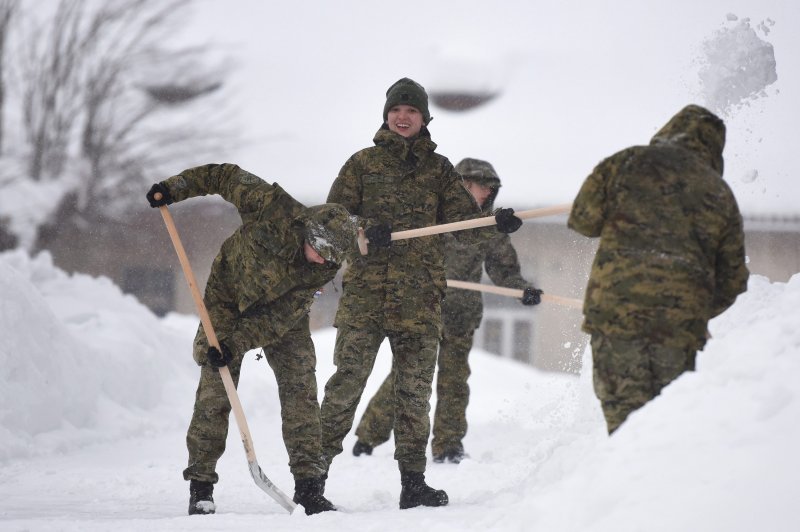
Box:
[155,198,257,463]
[152,192,298,513]
[392,203,573,241]
[445,279,583,309]
[357,203,573,255]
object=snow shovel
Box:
[154,195,297,514]
[357,203,572,254]
[446,279,583,309]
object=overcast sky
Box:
[183,0,797,216]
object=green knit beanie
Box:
[382,77,431,125]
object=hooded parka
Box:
[327,125,483,337]
[568,104,748,351]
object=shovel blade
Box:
[248,460,297,514]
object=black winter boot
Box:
[293,476,337,515]
[188,479,216,515]
[353,440,373,456]
[399,471,449,509]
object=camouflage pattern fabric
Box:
[354,164,535,454]
[183,352,244,484]
[161,164,361,358]
[454,157,501,190]
[320,324,439,473]
[354,368,395,448]
[326,125,487,337]
[568,105,748,351]
[568,105,749,433]
[320,125,485,473]
[590,335,696,433]
[441,230,530,332]
[430,330,475,455]
[159,163,355,482]
[184,315,328,481]
[304,203,362,265]
[354,329,476,455]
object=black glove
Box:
[206,344,234,367]
[495,208,523,234]
[522,287,543,306]
[365,223,392,248]
[146,183,173,208]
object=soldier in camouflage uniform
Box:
[146,163,364,516]
[319,78,523,509]
[567,105,749,434]
[351,158,543,464]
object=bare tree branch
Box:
[0,0,19,156]
[6,0,234,227]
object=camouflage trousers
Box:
[591,334,696,434]
[320,324,438,473]
[183,314,327,484]
[355,328,475,456]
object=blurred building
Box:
[37,207,800,374]
[479,216,594,374]
[475,213,800,374]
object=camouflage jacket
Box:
[327,126,484,336]
[442,220,532,334]
[568,105,749,350]
[161,163,341,354]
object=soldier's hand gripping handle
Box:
[147,184,173,208]
[521,287,543,306]
[357,223,392,255]
[365,224,392,247]
[206,344,234,367]
[494,208,523,234]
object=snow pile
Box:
[0,250,198,462]
[507,273,800,531]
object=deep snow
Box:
[1,1,799,530]
[1,249,798,531]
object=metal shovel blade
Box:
[249,460,297,514]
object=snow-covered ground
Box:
[1,250,797,531]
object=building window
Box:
[482,318,503,356]
[512,320,533,363]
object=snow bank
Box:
[1,250,799,531]
[505,273,800,532]
[0,250,198,462]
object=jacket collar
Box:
[373,124,437,162]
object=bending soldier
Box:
[146,164,364,516]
